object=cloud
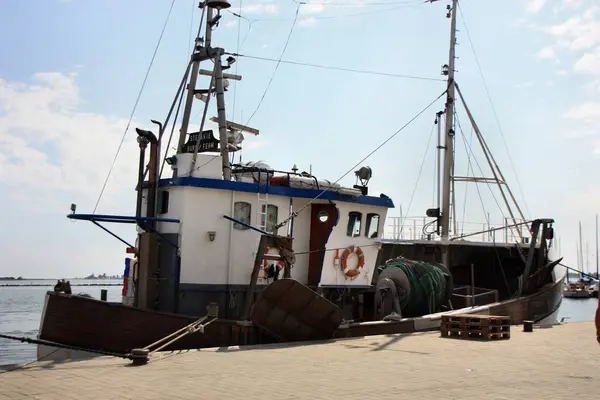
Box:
[535,45,559,62]
[0,71,146,279]
[563,101,600,121]
[573,46,600,76]
[525,0,546,13]
[241,2,279,15]
[539,6,600,51]
[298,17,318,28]
[0,72,138,207]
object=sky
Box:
[0,0,599,278]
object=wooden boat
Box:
[35,0,564,361]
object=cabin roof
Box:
[159,177,395,208]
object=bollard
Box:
[523,320,534,332]
[100,289,108,301]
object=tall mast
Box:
[440,0,458,265]
[174,1,233,180]
[596,214,600,279]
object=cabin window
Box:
[262,204,278,233]
[233,201,251,230]
[346,211,362,237]
[157,190,169,214]
[365,213,380,239]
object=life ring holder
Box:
[262,246,287,276]
[340,245,365,279]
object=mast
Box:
[579,220,584,277]
[439,0,458,265]
[174,1,233,180]
[596,214,600,279]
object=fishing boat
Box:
[36,0,563,361]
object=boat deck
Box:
[1,321,597,400]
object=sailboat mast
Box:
[579,220,584,276]
[596,214,600,279]
[440,0,458,264]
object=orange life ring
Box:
[340,245,365,278]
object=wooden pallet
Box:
[441,314,511,326]
[440,314,511,340]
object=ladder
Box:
[257,191,269,232]
[256,169,270,232]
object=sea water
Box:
[0,280,122,366]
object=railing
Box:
[381,216,532,244]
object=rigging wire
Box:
[273,90,447,230]
[455,111,507,229]
[230,0,244,166]
[92,0,176,214]
[231,0,243,123]
[225,53,444,82]
[239,5,300,132]
[399,122,437,236]
[459,123,475,236]
[457,2,531,218]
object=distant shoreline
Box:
[0,283,123,287]
[0,277,123,281]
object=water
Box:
[1,281,598,366]
[0,280,123,366]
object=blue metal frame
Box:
[222,215,270,235]
[67,213,181,249]
[159,176,395,208]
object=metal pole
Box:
[440,0,458,266]
[214,51,232,180]
[596,214,600,279]
[436,111,443,211]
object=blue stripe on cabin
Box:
[158,177,395,208]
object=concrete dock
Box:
[1,321,598,400]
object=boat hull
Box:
[562,290,590,299]
[36,275,564,361]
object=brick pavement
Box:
[0,321,598,400]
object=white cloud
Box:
[573,46,600,76]
[298,17,318,28]
[563,101,600,121]
[300,3,325,15]
[0,72,138,204]
[535,45,559,62]
[0,72,143,278]
[526,0,547,13]
[585,78,600,93]
[540,6,600,51]
[242,2,279,15]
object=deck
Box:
[0,321,597,399]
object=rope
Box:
[378,259,448,316]
[226,53,445,82]
[0,333,132,374]
[92,0,176,213]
